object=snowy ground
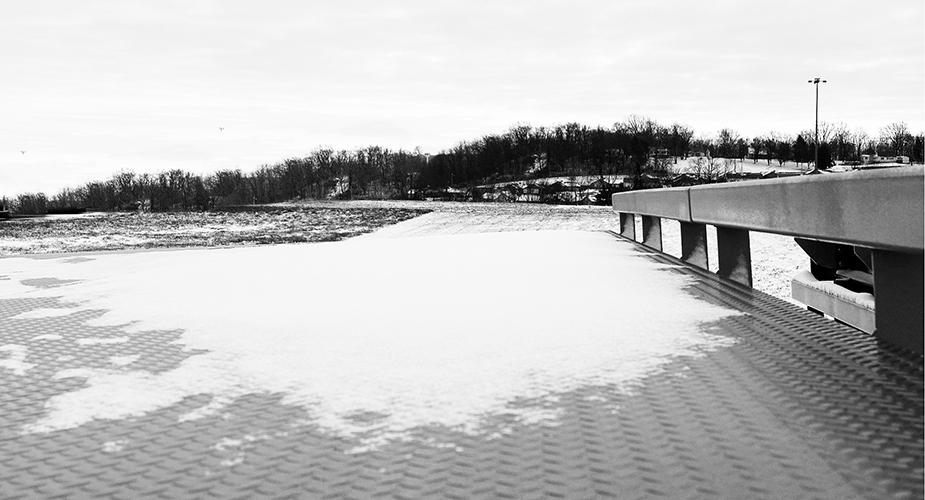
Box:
[672,157,806,175]
[0,200,808,303]
[324,201,807,304]
[0,199,815,455]
[2,229,745,452]
[0,206,426,255]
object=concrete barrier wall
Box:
[611,187,692,222]
[687,167,924,253]
[614,166,923,253]
[612,166,924,353]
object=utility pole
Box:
[807,77,827,171]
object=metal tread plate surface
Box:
[0,237,922,499]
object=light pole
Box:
[807,77,826,171]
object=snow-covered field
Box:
[0,206,427,255]
[0,201,808,303]
[672,157,805,175]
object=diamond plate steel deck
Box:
[1,236,922,500]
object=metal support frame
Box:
[619,213,635,240]
[871,250,924,353]
[680,222,709,269]
[641,216,662,251]
[716,227,752,287]
[794,238,871,279]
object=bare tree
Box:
[111,170,137,209]
[914,134,925,164]
[880,122,912,156]
[689,134,712,156]
[749,136,765,163]
[716,128,740,158]
[668,123,694,158]
[827,122,852,161]
[14,193,47,215]
[852,128,872,159]
[618,115,659,137]
[765,132,793,167]
[689,156,728,182]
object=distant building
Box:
[649,147,670,158]
[747,146,769,159]
[585,178,613,190]
[521,182,542,202]
[621,173,664,190]
[669,173,699,187]
[861,154,910,165]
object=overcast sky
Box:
[2,0,923,197]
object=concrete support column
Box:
[717,227,752,287]
[641,216,662,251]
[680,221,709,269]
[619,213,635,240]
[872,250,924,353]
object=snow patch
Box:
[220,455,244,467]
[5,231,741,450]
[109,355,140,367]
[178,396,236,422]
[76,337,130,346]
[793,270,875,310]
[213,437,243,451]
[32,334,64,341]
[0,345,34,375]
[101,440,128,453]
[213,434,270,466]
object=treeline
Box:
[5,147,431,214]
[421,118,923,188]
[3,117,922,214]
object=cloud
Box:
[0,0,921,195]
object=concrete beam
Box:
[613,188,692,222]
[688,166,924,253]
